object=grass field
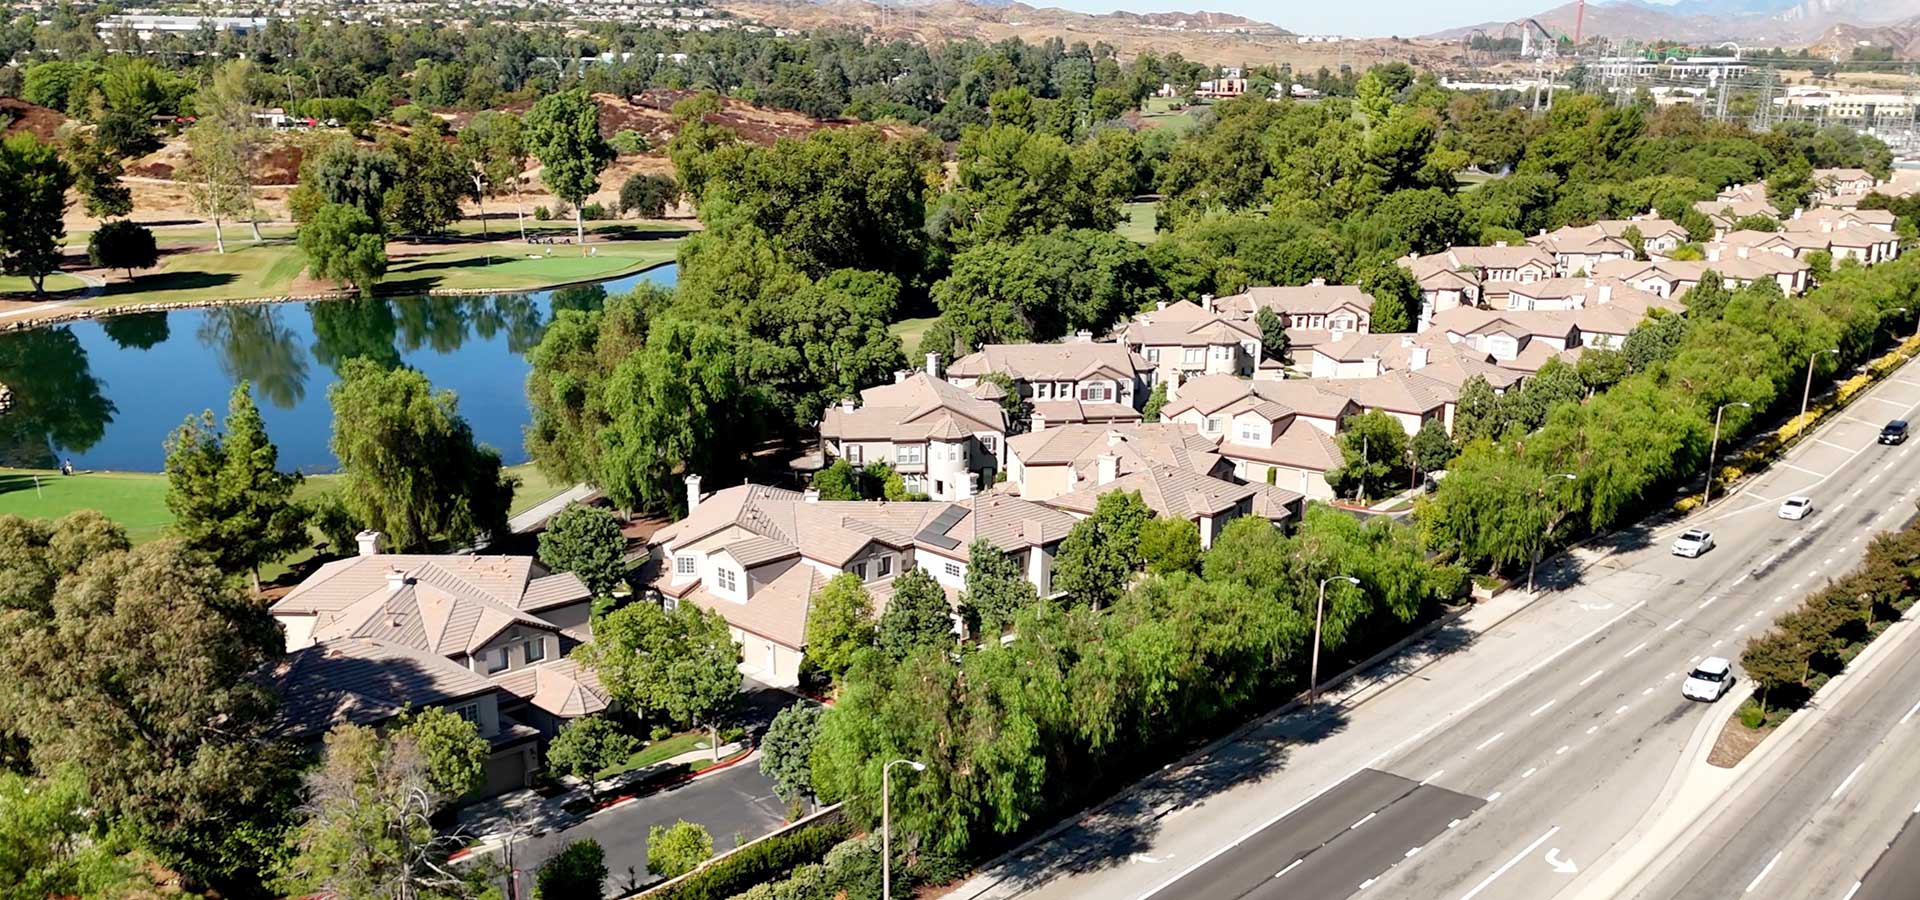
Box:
[889,316,938,356]
[1117,202,1158,243]
[0,462,572,546]
[1137,97,1205,134]
[0,273,89,295]
[596,730,709,780]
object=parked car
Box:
[1683,657,1735,702]
[1778,496,1814,520]
[1672,529,1715,558]
[1881,420,1909,445]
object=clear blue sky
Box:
[1041,0,1575,38]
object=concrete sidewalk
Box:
[508,482,596,534]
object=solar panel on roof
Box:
[915,506,968,550]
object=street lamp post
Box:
[1529,473,1578,594]
[882,759,925,900]
[1704,401,1752,509]
[1800,348,1841,422]
[1309,576,1361,703]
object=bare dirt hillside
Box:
[719,0,1464,68]
[1,99,66,141]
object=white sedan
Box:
[1779,496,1814,520]
[1672,529,1715,558]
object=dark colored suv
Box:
[1882,420,1909,445]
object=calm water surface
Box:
[0,265,677,473]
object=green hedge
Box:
[646,813,851,900]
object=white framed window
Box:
[846,444,863,465]
[1145,348,1161,362]
[486,647,510,674]
[877,556,892,577]
[675,555,695,576]
[524,637,546,663]
[1239,423,1258,442]
[1034,382,1052,400]
[1205,416,1222,431]
[1054,381,1071,396]
[717,567,739,593]
[1183,348,1205,365]
[852,561,867,580]
[897,445,923,466]
[944,562,963,578]
[454,703,480,725]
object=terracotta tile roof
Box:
[1043,464,1256,520]
[1163,374,1359,422]
[264,638,497,739]
[1216,281,1375,318]
[277,556,568,658]
[519,573,592,613]
[1249,484,1307,522]
[1828,225,1900,248]
[1501,341,1583,373]
[916,495,1079,551]
[1412,343,1527,392]
[1529,225,1633,256]
[819,373,1007,443]
[1325,371,1455,416]
[1428,307,1581,341]
[946,342,1152,381]
[1218,416,1344,472]
[1031,399,1143,425]
[1121,308,1261,348]
[684,565,822,649]
[493,657,610,719]
[1007,422,1223,473]
[277,554,537,616]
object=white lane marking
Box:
[1351,812,1377,830]
[1624,641,1649,658]
[1713,639,1725,649]
[1556,745,1569,755]
[1406,846,1422,859]
[1476,732,1506,751]
[1457,826,1561,900]
[1843,881,1863,900]
[1792,583,1803,591]
[1274,859,1303,879]
[1425,769,1445,784]
[1853,487,1865,497]
[1580,668,1606,686]
[1691,655,1703,663]
[1773,596,1784,605]
[1825,557,1834,567]
[1699,596,1718,610]
[1530,700,1557,717]
[1133,601,1650,900]
[1360,877,1376,890]
[1746,851,1784,893]
[1832,762,1867,801]
[1448,819,1461,829]
[1522,767,1538,779]
[1488,791,1503,802]
[1666,619,1685,632]
[1643,687,1655,696]
[1616,705,1630,715]
[1586,725,1599,735]
[1901,698,1920,725]
[1784,463,1825,477]
[1732,573,1749,586]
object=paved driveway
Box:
[509,760,789,897]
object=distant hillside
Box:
[1811,14,1920,56]
[1431,0,1920,45]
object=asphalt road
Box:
[947,363,1920,900]
[510,762,789,897]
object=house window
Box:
[1080,383,1110,402]
[717,567,739,593]
[944,562,963,578]
[675,555,695,576]
[1239,423,1258,442]
[524,637,546,663]
[1146,348,1161,362]
[486,647,510,674]
[877,556,892,577]
[1034,382,1052,400]
[1183,348,1205,365]
[979,435,997,455]
[1205,416,1223,431]
[454,703,480,725]
[897,445,923,466]
[847,444,863,465]
[1055,381,1071,396]
[852,561,868,580]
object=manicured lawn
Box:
[890,316,939,356]
[0,462,569,548]
[1117,201,1158,243]
[0,468,174,543]
[0,273,88,295]
[1137,97,1204,133]
[596,730,710,779]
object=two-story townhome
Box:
[1400,255,1485,331]
[1528,226,1635,276]
[1120,300,1265,385]
[944,339,1155,427]
[268,538,606,798]
[1161,374,1358,498]
[1401,244,1557,324]
[1213,279,1376,332]
[1427,307,1586,374]
[1287,328,1445,380]
[1044,463,1305,548]
[1716,182,1768,204]
[1324,370,1459,436]
[1503,277,1672,313]
[1712,229,1832,261]
[818,358,1008,501]
[1812,167,1876,203]
[1593,215,1690,255]
[1006,422,1231,502]
[1593,256,1810,298]
[1784,207,1898,235]
[1824,226,1901,265]
[645,478,1078,683]
[1693,198,1778,237]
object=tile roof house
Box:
[1399,243,1557,328]
[645,477,1078,685]
[1427,307,1583,368]
[818,357,1009,501]
[1043,463,1305,548]
[1214,280,1376,333]
[1693,198,1779,235]
[1593,255,1810,299]
[1527,226,1635,275]
[945,339,1155,427]
[1161,375,1360,499]
[1006,422,1229,502]
[1119,300,1264,384]
[1812,167,1876,203]
[268,538,605,798]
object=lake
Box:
[0,264,678,473]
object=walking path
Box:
[509,482,596,534]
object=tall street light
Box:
[1704,401,1752,508]
[1309,576,1361,703]
[1529,473,1578,594]
[1800,348,1841,422]
[882,758,926,900]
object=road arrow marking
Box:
[1544,848,1578,875]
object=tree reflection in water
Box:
[99,312,171,350]
[309,297,402,372]
[197,306,311,409]
[0,326,117,468]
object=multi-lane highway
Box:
[948,362,1920,900]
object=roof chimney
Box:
[895,369,909,384]
[385,568,408,595]
[803,487,820,504]
[1201,293,1214,313]
[1097,453,1119,486]
[1106,429,1123,447]
[1309,277,1326,286]
[1598,284,1612,305]
[685,474,703,514]
[355,530,383,557]
[1030,411,1047,433]
[1073,330,1093,342]
[1157,299,1168,312]
[1410,347,1430,370]
[1022,519,1044,546]
[1494,240,1509,248]
[840,396,856,413]
[925,352,940,378]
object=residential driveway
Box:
[510,761,789,897]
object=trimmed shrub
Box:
[651,815,852,900]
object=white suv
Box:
[1779,496,1813,520]
[1672,529,1715,558]
[1683,657,1734,702]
